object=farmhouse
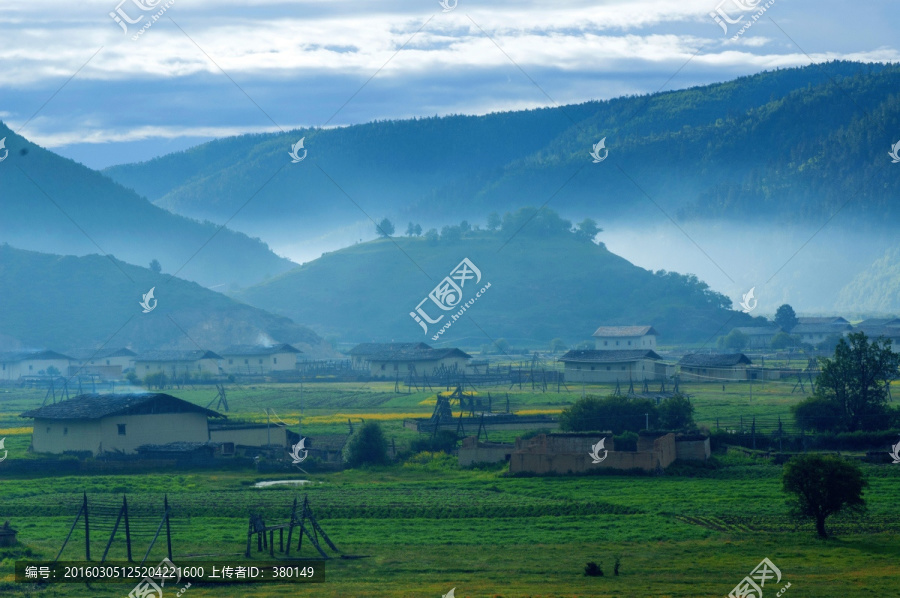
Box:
[20,393,223,456]
[367,347,472,379]
[67,347,136,378]
[558,349,664,383]
[797,316,850,325]
[348,342,431,369]
[219,344,302,374]
[731,326,779,349]
[791,322,852,345]
[852,326,900,345]
[208,421,299,450]
[134,350,222,377]
[306,434,349,466]
[592,326,658,350]
[677,353,752,381]
[0,350,72,381]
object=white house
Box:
[348,342,431,369]
[791,322,852,346]
[0,350,72,381]
[21,393,223,456]
[558,349,664,383]
[219,344,302,374]
[367,347,472,379]
[731,327,780,349]
[592,326,658,350]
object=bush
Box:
[657,394,695,431]
[143,372,168,389]
[584,562,603,577]
[343,422,390,467]
[559,395,657,434]
[613,431,638,451]
[409,431,458,454]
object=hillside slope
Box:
[235,209,761,345]
[0,244,328,356]
[0,123,294,290]
[105,62,900,234]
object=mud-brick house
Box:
[20,393,224,456]
[134,350,223,378]
[67,347,136,378]
[677,353,752,381]
[558,349,664,383]
[366,347,471,379]
[509,432,677,474]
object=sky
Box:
[2,0,899,170]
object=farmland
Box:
[1,380,899,596]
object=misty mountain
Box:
[0,122,294,290]
[234,208,762,345]
[103,61,900,248]
[0,244,329,356]
[835,246,900,314]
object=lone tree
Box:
[149,259,162,274]
[782,454,867,538]
[375,218,395,238]
[792,332,900,432]
[718,329,749,350]
[344,422,390,467]
[657,394,695,431]
[774,304,799,332]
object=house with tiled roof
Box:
[67,347,136,378]
[219,344,302,374]
[592,326,658,350]
[348,342,431,369]
[731,326,780,349]
[0,349,72,381]
[134,350,223,377]
[677,353,752,381]
[558,349,664,383]
[20,393,223,456]
[366,347,471,379]
[791,321,852,346]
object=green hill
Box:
[0,244,326,355]
[105,61,900,234]
[235,208,760,345]
[0,122,294,290]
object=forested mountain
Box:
[235,208,762,345]
[104,61,900,241]
[0,123,294,290]
[836,246,900,313]
[0,244,328,355]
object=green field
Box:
[1,381,899,597]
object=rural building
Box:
[677,353,752,381]
[592,326,658,350]
[134,350,223,377]
[20,393,223,456]
[219,344,302,374]
[558,349,664,383]
[509,432,676,474]
[348,342,431,369]
[731,326,779,349]
[791,322,852,345]
[67,347,136,378]
[797,316,850,325]
[638,431,711,461]
[458,436,514,467]
[367,347,472,379]
[208,422,299,449]
[0,350,72,381]
[306,434,349,466]
[856,317,900,329]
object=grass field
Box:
[1,381,899,596]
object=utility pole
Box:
[266,408,271,447]
[645,413,649,430]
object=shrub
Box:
[584,562,603,577]
[343,422,390,467]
